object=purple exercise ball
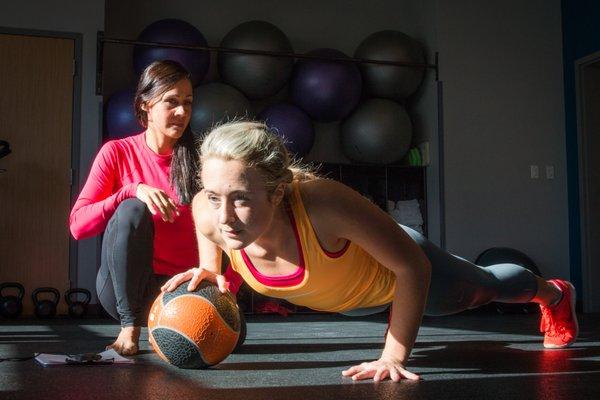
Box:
[258,103,315,157]
[104,87,144,140]
[133,19,210,85]
[290,48,362,123]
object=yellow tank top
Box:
[227,181,397,312]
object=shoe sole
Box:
[544,281,579,349]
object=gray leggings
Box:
[342,225,538,317]
[96,199,168,327]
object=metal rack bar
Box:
[95,31,440,94]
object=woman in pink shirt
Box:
[69,60,200,355]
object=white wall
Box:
[435,0,569,278]
[0,1,105,292]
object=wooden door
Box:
[0,33,74,315]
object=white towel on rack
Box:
[393,199,423,226]
[386,200,396,212]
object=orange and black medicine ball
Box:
[148,281,244,368]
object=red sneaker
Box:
[539,279,579,349]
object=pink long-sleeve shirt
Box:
[69,132,198,276]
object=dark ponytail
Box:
[134,60,200,204]
[170,127,199,204]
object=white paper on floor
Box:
[34,348,134,366]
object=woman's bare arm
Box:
[161,190,229,292]
[302,179,431,380]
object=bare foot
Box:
[106,326,141,356]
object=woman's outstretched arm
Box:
[303,179,431,381]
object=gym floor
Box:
[1,311,599,400]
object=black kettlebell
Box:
[0,140,11,159]
[32,287,60,318]
[64,288,91,318]
[0,282,25,318]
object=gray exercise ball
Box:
[354,30,425,101]
[340,99,412,164]
[190,82,252,137]
[218,20,294,100]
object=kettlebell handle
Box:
[32,287,60,305]
[65,288,91,306]
[0,140,11,159]
[0,282,25,300]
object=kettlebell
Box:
[32,287,60,318]
[0,282,25,318]
[64,288,91,318]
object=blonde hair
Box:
[199,121,318,194]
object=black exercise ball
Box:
[340,98,412,164]
[218,20,293,100]
[476,248,541,275]
[190,82,252,137]
[354,30,425,101]
[476,247,542,314]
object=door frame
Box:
[0,26,82,288]
[574,51,600,312]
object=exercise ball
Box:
[258,103,315,157]
[218,20,293,99]
[148,281,243,369]
[354,30,425,101]
[476,247,541,314]
[133,19,210,85]
[340,99,412,164]
[290,48,362,122]
[190,82,252,136]
[104,87,144,140]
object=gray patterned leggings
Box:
[96,199,168,327]
[342,225,538,317]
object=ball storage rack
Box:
[95,31,439,96]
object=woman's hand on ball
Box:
[136,183,179,223]
[161,268,230,294]
[161,269,194,292]
[186,267,230,293]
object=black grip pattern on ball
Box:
[152,327,209,369]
